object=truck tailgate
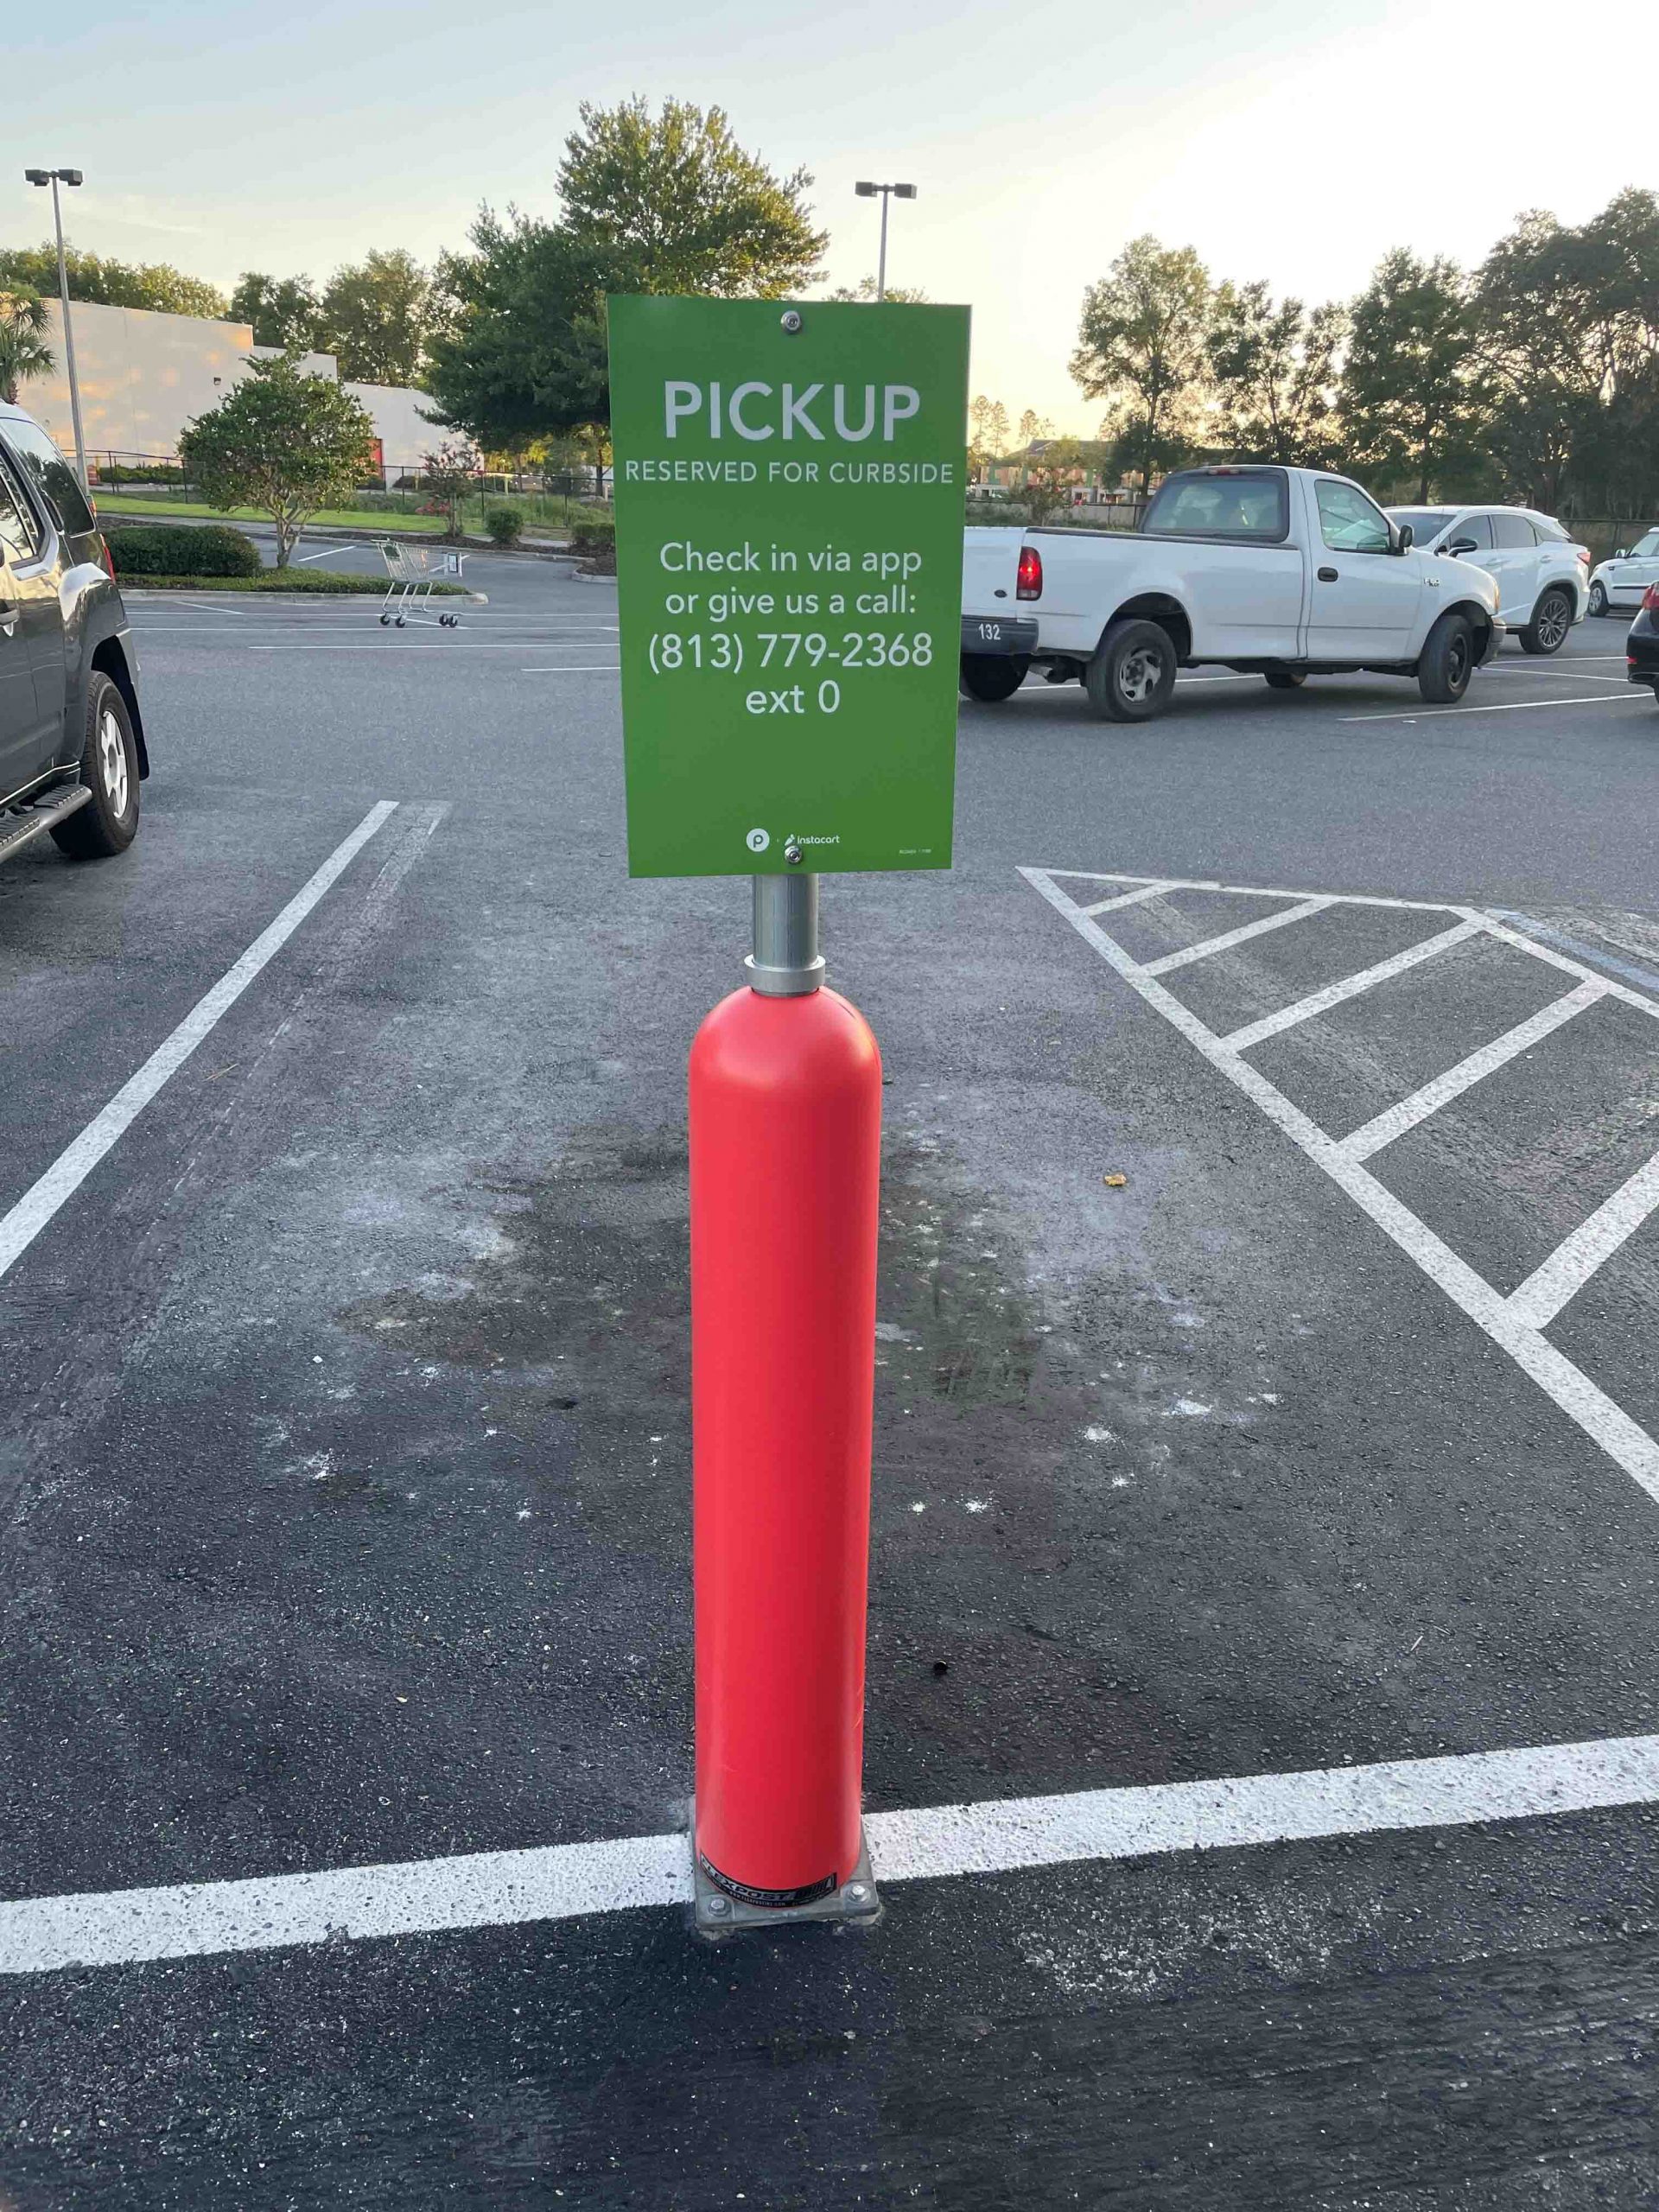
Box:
[961,528,1026,615]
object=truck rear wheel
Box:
[1416,613,1475,705]
[1084,619,1179,722]
[1265,671,1306,690]
[958,653,1029,702]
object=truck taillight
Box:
[1017,545,1042,600]
[99,536,114,580]
[1643,582,1659,613]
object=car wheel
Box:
[1084,619,1179,722]
[958,653,1030,702]
[1264,671,1306,690]
[1587,581,1609,618]
[1519,586,1573,655]
[50,672,140,860]
[1417,613,1475,705]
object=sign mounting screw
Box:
[779,310,803,334]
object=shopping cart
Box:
[378,542,467,627]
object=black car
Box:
[0,400,148,868]
[1624,584,1659,705]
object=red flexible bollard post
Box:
[690,869,884,1936]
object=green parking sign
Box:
[608,296,969,877]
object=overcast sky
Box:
[10,0,1645,430]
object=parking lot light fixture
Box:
[853,181,918,302]
[24,165,88,491]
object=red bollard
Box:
[690,873,883,1931]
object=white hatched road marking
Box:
[1505,1148,1659,1330]
[1141,895,1334,976]
[4,1732,1658,1974]
[1078,880,1182,918]
[1222,922,1483,1052]
[1338,981,1609,1161]
[1023,868,1659,1507]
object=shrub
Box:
[105,522,261,577]
[570,512,614,551]
[485,504,524,546]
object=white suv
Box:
[1586,530,1659,620]
[1385,504,1589,654]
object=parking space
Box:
[3,568,1659,2205]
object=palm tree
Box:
[0,291,54,406]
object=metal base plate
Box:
[690,1821,881,1941]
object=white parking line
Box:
[1343,694,1634,723]
[1024,868,1659,1506]
[1078,880,1182,918]
[1505,1147,1659,1330]
[0,804,398,1287]
[1142,896,1333,976]
[1222,922,1481,1051]
[1338,980,1609,1160]
[4,1730,1656,1974]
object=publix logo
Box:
[745,828,770,854]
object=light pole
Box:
[853,181,916,302]
[24,166,88,492]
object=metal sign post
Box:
[608,296,969,1934]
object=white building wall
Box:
[26,301,259,463]
[19,302,425,486]
[344,382,441,482]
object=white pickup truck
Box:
[959,464,1503,721]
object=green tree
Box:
[1474,191,1659,514]
[1341,249,1486,502]
[1016,408,1056,447]
[1207,281,1346,466]
[558,96,826,296]
[968,394,1010,474]
[426,215,612,469]
[0,289,53,404]
[320,249,437,385]
[418,435,481,538]
[178,354,378,565]
[1071,237,1212,492]
[428,103,823,467]
[0,244,226,318]
[230,271,325,352]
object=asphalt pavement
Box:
[2,567,1657,2206]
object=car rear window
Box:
[1142,469,1288,542]
[1,418,97,537]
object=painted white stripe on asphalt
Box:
[1023,868,1659,1506]
[4,1732,1657,1974]
[0,804,397,1287]
[1141,896,1334,977]
[1505,1146,1659,1330]
[1077,880,1181,918]
[1338,980,1610,1160]
[1342,694,1634,723]
[1222,922,1481,1052]
[1480,667,1634,683]
[1047,871,1461,915]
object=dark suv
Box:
[0,400,148,867]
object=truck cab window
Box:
[1142,469,1287,541]
[1316,480,1391,555]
